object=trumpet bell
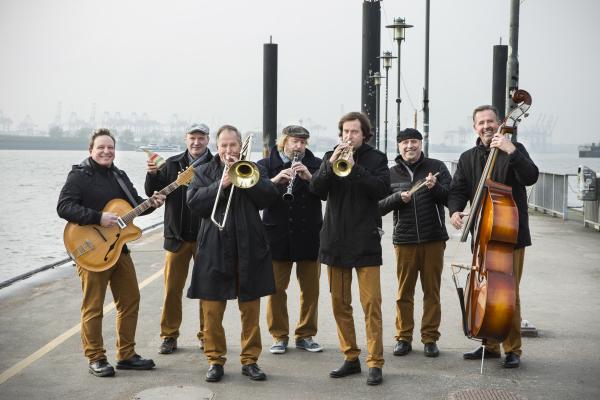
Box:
[229,160,260,188]
[333,159,352,177]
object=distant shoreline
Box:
[0,134,137,151]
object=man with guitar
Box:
[57,129,165,377]
[378,128,452,359]
[145,123,213,355]
[448,105,539,368]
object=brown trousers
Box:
[77,252,139,362]
[160,241,204,341]
[394,240,446,344]
[328,265,384,368]
[201,298,262,366]
[486,247,525,356]
[267,260,320,341]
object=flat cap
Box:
[186,123,210,135]
[282,125,310,139]
[397,128,423,143]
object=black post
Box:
[422,0,430,157]
[263,37,278,156]
[361,1,381,146]
[492,44,508,120]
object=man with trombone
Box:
[257,125,324,355]
[186,125,279,382]
[310,112,390,386]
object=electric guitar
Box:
[63,166,194,272]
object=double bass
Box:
[452,89,532,368]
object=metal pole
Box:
[492,43,508,120]
[375,79,381,150]
[361,0,381,147]
[506,0,520,141]
[263,37,278,156]
[396,39,402,142]
[422,0,430,157]
[384,67,390,156]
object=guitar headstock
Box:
[176,166,195,186]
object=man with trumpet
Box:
[310,112,390,386]
[186,125,279,382]
[257,125,324,355]
[378,128,452,359]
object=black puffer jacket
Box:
[186,155,279,301]
[257,147,323,261]
[448,139,539,248]
[310,143,390,268]
[379,153,451,244]
[145,150,213,252]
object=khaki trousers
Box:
[267,260,320,341]
[394,240,446,344]
[486,247,525,356]
[160,241,204,341]
[77,252,139,362]
[328,265,384,368]
[201,298,262,366]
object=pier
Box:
[0,211,599,400]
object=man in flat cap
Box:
[145,123,213,354]
[257,125,324,355]
[379,128,451,359]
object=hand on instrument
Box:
[149,191,166,208]
[100,212,119,227]
[271,168,294,185]
[400,191,412,203]
[451,211,466,230]
[424,172,437,189]
[329,144,344,163]
[221,171,232,188]
[292,162,311,181]
[146,159,159,175]
[490,133,516,154]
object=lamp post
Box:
[378,51,396,156]
[369,72,382,150]
[386,17,413,146]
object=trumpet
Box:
[282,152,299,202]
[332,141,354,177]
[210,134,260,230]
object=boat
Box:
[137,143,182,152]
[578,142,600,158]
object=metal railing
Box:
[527,172,575,220]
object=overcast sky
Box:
[1,0,598,145]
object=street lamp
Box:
[378,51,396,156]
[369,72,382,150]
[386,17,413,147]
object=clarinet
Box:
[282,152,299,202]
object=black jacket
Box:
[310,143,390,268]
[257,147,323,261]
[145,150,213,252]
[379,153,451,245]
[57,158,151,254]
[448,139,539,248]
[186,156,279,301]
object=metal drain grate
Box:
[448,389,526,400]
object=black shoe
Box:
[393,340,412,356]
[242,363,266,381]
[366,367,382,386]
[88,359,115,377]
[424,342,440,358]
[205,364,224,382]
[463,346,501,360]
[503,352,520,368]
[116,354,155,370]
[158,337,177,354]
[329,359,361,378]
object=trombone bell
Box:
[229,160,260,189]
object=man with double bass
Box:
[257,125,324,354]
[57,129,165,377]
[448,105,539,368]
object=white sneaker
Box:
[270,339,288,354]
[296,337,323,352]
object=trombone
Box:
[332,141,354,177]
[210,134,260,230]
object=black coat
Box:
[145,150,213,252]
[379,154,451,245]
[257,148,323,261]
[448,139,539,248]
[310,143,390,268]
[186,156,279,301]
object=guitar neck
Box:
[120,180,182,225]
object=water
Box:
[1,149,600,283]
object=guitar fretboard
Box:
[120,180,182,225]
